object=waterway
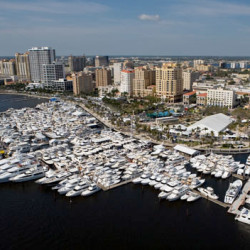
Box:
[0,94,249,250]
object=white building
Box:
[28,47,56,82]
[187,113,233,137]
[52,78,73,92]
[207,88,236,108]
[114,62,123,84]
[193,60,204,68]
[120,69,135,95]
[42,62,65,87]
[182,70,200,90]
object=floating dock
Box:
[192,189,230,208]
[228,178,250,215]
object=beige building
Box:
[156,63,183,102]
[133,67,155,97]
[183,91,196,105]
[196,64,213,72]
[182,70,200,90]
[15,53,31,81]
[0,59,16,77]
[197,93,207,107]
[95,68,112,87]
[72,72,94,95]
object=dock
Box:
[192,189,230,208]
[228,178,250,215]
[97,178,136,191]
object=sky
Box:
[1,0,250,56]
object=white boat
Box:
[224,180,242,204]
[198,187,219,200]
[81,184,101,196]
[221,171,231,179]
[66,181,90,197]
[158,191,169,199]
[10,166,47,182]
[215,170,223,178]
[0,165,31,183]
[58,178,80,194]
[180,191,190,201]
[187,192,201,202]
[167,186,189,201]
[235,207,250,225]
[190,178,205,189]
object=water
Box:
[0,94,250,250]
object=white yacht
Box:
[66,181,90,197]
[224,180,242,204]
[235,208,250,225]
[167,185,189,201]
[81,184,101,196]
[10,166,47,182]
[187,192,201,202]
[198,187,219,200]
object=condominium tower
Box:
[95,56,109,67]
[120,69,135,95]
[156,63,183,102]
[15,52,31,81]
[95,68,112,87]
[72,72,94,95]
[133,67,155,97]
[28,47,56,82]
[68,55,86,72]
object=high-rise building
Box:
[0,59,16,77]
[95,56,109,67]
[95,68,112,87]
[28,47,56,82]
[156,63,183,102]
[72,72,94,95]
[120,69,135,95]
[51,78,73,92]
[182,70,200,91]
[15,52,31,81]
[68,55,86,72]
[133,67,155,97]
[113,62,123,84]
[42,62,65,87]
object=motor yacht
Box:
[235,207,250,225]
[81,184,101,196]
[167,185,189,201]
[224,180,242,204]
[198,187,219,200]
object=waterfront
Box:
[0,94,250,250]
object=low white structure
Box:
[187,113,233,137]
[174,145,199,156]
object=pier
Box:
[97,177,138,191]
[228,178,250,215]
[192,189,230,208]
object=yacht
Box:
[167,185,189,201]
[198,187,219,200]
[187,192,201,202]
[66,181,90,197]
[224,180,242,204]
[10,166,47,182]
[158,191,169,199]
[81,184,101,196]
[58,178,81,194]
[235,208,250,225]
[0,165,32,183]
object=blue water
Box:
[0,94,249,250]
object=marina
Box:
[0,94,249,249]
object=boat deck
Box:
[228,178,250,215]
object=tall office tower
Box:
[156,63,183,102]
[28,47,56,82]
[0,59,16,77]
[95,68,112,87]
[120,69,135,95]
[113,62,123,84]
[68,55,86,72]
[182,70,200,91]
[95,56,109,67]
[72,72,94,95]
[193,59,204,69]
[15,52,31,81]
[42,62,65,87]
[133,67,155,97]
